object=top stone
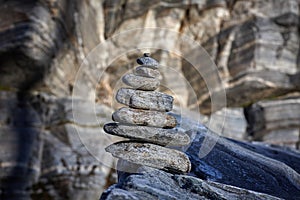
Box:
[136,53,159,69]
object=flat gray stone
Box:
[134,66,160,78]
[105,141,191,173]
[122,74,159,91]
[136,56,159,69]
[116,88,173,111]
[112,107,177,128]
[104,123,190,146]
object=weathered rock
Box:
[180,118,300,199]
[104,123,190,146]
[134,66,160,78]
[122,74,160,91]
[116,88,173,111]
[100,167,282,200]
[105,142,191,173]
[245,97,300,141]
[112,107,177,128]
[207,107,247,140]
[136,56,159,69]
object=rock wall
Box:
[0,0,299,199]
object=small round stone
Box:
[122,74,159,91]
[136,56,159,69]
[112,107,177,128]
[116,88,173,111]
[144,53,150,57]
[134,66,160,78]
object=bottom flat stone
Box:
[104,123,190,146]
[105,141,191,174]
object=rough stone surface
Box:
[134,66,160,78]
[182,120,300,199]
[1,0,300,199]
[105,142,191,174]
[102,115,300,200]
[245,96,300,144]
[122,74,160,91]
[104,122,190,146]
[100,167,282,200]
[112,107,177,128]
[116,88,173,111]
[136,56,159,68]
[0,91,115,200]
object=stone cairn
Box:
[104,53,191,174]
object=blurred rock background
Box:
[0,0,299,199]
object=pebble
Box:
[136,55,159,69]
[116,88,173,111]
[134,66,160,78]
[104,123,190,146]
[112,107,177,128]
[122,74,159,91]
[105,141,191,173]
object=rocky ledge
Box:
[100,115,300,200]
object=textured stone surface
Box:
[122,74,160,91]
[104,122,190,146]
[207,107,247,140]
[182,120,300,199]
[245,97,300,141]
[134,66,160,78]
[105,142,191,173]
[101,167,282,200]
[1,0,300,199]
[136,56,159,68]
[116,88,173,111]
[0,91,115,200]
[112,107,177,128]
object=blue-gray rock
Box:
[122,74,159,91]
[100,167,282,200]
[103,122,190,146]
[105,142,191,174]
[112,107,177,128]
[116,88,173,111]
[176,114,300,199]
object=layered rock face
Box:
[0,0,299,199]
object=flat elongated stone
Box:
[112,107,177,128]
[116,88,173,111]
[135,66,160,78]
[105,141,191,173]
[104,123,190,146]
[122,74,159,91]
[136,56,159,69]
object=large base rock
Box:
[100,167,281,200]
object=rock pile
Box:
[104,53,191,174]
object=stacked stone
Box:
[104,53,191,174]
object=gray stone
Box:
[175,114,300,199]
[245,97,300,140]
[122,74,160,91]
[116,88,173,111]
[134,66,160,78]
[136,56,159,69]
[104,123,190,146]
[101,167,282,200]
[105,141,191,173]
[112,107,177,128]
